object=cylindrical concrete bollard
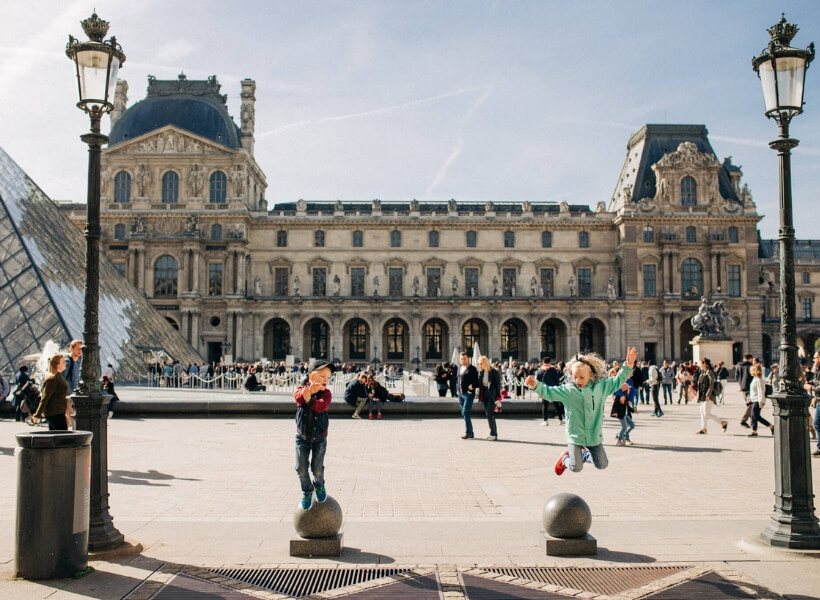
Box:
[15,430,93,580]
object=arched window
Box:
[113,223,126,240]
[211,224,222,241]
[386,320,406,359]
[209,170,227,203]
[540,321,556,359]
[154,255,178,297]
[681,258,703,298]
[348,320,368,359]
[309,320,329,359]
[681,176,697,206]
[162,171,179,204]
[271,320,290,359]
[113,171,131,203]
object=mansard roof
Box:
[109,74,241,149]
[759,238,820,261]
[610,124,742,210]
[269,200,593,216]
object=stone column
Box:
[235,312,245,360]
[193,251,201,293]
[138,250,146,294]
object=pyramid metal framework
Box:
[0,146,202,374]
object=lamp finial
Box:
[81,12,109,43]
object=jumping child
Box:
[526,347,637,475]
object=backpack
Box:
[713,380,723,396]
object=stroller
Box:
[15,381,42,425]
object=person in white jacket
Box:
[748,363,773,437]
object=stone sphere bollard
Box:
[293,495,343,539]
[542,493,591,538]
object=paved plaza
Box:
[1,386,819,599]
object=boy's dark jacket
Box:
[294,385,332,439]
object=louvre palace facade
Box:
[59,74,791,368]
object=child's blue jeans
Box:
[565,443,608,472]
[295,436,326,493]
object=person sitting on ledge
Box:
[244,367,266,392]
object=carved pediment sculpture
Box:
[637,197,657,212]
[655,141,720,170]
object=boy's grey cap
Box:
[309,360,336,374]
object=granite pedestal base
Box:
[290,532,343,557]
[539,531,597,556]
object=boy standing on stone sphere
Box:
[526,347,637,475]
[294,360,334,509]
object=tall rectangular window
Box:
[579,231,589,248]
[728,265,741,297]
[466,230,477,248]
[578,268,592,297]
[728,226,739,243]
[274,268,288,297]
[502,268,516,297]
[803,297,812,320]
[352,230,363,247]
[465,268,479,297]
[686,226,697,242]
[312,268,326,296]
[351,268,365,297]
[541,231,552,248]
[389,268,403,297]
[540,268,554,297]
[643,264,656,297]
[643,226,654,243]
[390,230,401,247]
[427,268,441,297]
[276,230,288,247]
[428,231,439,247]
[803,271,810,284]
[314,230,325,247]
[504,231,515,248]
[208,263,223,296]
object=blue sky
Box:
[1,0,818,238]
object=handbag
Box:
[764,383,773,397]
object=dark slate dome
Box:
[109,74,241,149]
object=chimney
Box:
[110,80,129,128]
[240,79,256,155]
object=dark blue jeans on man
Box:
[295,436,326,494]
[458,392,475,437]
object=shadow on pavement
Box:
[628,444,751,453]
[13,569,149,600]
[0,446,14,456]
[109,469,201,486]
[593,548,657,563]
[334,547,396,564]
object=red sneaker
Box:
[554,451,569,476]
[377,413,382,419]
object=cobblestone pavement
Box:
[0,387,818,599]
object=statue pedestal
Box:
[691,336,733,366]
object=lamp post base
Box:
[72,391,125,552]
[760,392,820,549]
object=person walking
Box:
[676,363,692,404]
[648,362,663,417]
[456,351,479,439]
[535,357,562,426]
[12,365,30,422]
[696,358,727,434]
[478,356,501,440]
[803,352,820,456]
[611,380,636,445]
[748,363,773,437]
[32,353,72,431]
[660,360,674,405]
[736,353,754,428]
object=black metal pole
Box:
[72,108,125,552]
[761,120,820,548]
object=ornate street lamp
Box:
[752,14,820,549]
[65,13,126,551]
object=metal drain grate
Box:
[209,567,413,598]
[486,566,689,596]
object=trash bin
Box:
[15,430,93,580]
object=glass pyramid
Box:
[0,146,201,374]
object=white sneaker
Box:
[486,435,497,441]
[625,440,634,446]
[542,421,549,426]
